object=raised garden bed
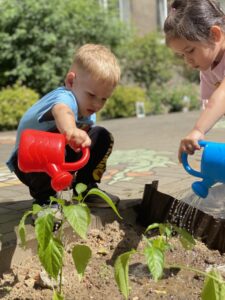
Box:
[1,182,225,299]
[137,181,225,253]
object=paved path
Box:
[1,110,225,272]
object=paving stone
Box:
[0,111,224,273]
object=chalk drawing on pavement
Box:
[0,149,175,187]
[0,165,20,187]
[103,149,175,185]
[214,119,225,129]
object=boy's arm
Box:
[178,77,225,161]
[51,103,91,150]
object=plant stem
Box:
[166,263,225,284]
[58,219,64,295]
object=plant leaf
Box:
[32,203,42,215]
[49,195,60,203]
[72,244,92,281]
[152,237,169,252]
[38,237,63,280]
[75,183,87,195]
[145,223,159,234]
[144,245,164,281]
[52,290,64,300]
[35,212,54,250]
[201,269,225,300]
[53,197,65,207]
[173,226,196,250]
[18,210,33,248]
[114,249,136,300]
[159,223,172,238]
[72,194,83,203]
[85,188,122,219]
[63,204,90,239]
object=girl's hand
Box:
[178,129,204,162]
[64,127,91,152]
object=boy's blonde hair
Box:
[70,44,120,87]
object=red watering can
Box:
[18,129,90,192]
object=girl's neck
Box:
[211,50,224,70]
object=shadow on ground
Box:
[0,199,34,274]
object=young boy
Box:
[7,43,121,207]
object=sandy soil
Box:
[0,220,225,300]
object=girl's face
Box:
[169,37,220,71]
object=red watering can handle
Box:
[62,147,90,171]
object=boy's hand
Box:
[51,104,91,151]
[178,129,204,162]
[64,128,91,152]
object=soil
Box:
[1,220,225,300]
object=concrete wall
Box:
[130,0,157,36]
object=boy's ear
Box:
[65,72,76,88]
[210,25,222,42]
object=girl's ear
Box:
[210,25,222,42]
[65,72,76,88]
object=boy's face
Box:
[169,37,219,71]
[66,69,115,117]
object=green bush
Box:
[119,32,175,90]
[148,82,200,114]
[0,84,39,130]
[167,83,200,112]
[0,0,132,95]
[147,83,168,114]
[99,85,149,120]
[174,56,200,84]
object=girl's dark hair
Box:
[164,0,225,43]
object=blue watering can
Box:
[181,140,225,198]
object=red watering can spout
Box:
[18,129,90,192]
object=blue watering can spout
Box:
[191,178,215,198]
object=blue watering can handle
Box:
[181,140,206,178]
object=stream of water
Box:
[168,188,202,235]
[58,187,73,202]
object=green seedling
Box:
[18,183,121,300]
[114,222,225,300]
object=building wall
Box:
[130,0,157,36]
[220,0,225,10]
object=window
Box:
[98,0,108,9]
[157,0,168,30]
[118,0,131,23]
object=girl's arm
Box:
[178,77,225,161]
[194,78,225,134]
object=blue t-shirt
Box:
[7,86,96,171]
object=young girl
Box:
[164,0,225,161]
